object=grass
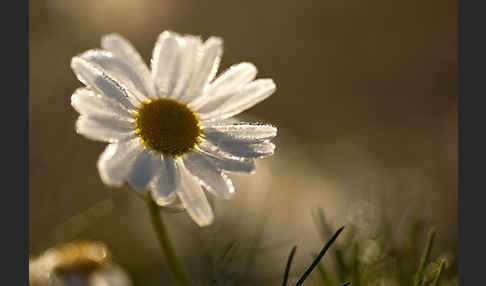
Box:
[33,203,456,285]
[281,208,457,286]
[295,226,346,285]
[282,246,297,286]
[195,207,457,285]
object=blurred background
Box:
[30,0,457,285]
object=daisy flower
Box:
[70,31,277,227]
[29,241,132,286]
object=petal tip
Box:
[100,177,124,188]
[70,56,81,70]
[240,62,257,73]
[70,93,79,107]
[159,30,179,41]
[97,161,125,188]
[101,33,122,43]
[262,78,277,91]
[206,36,224,46]
[74,116,84,133]
[195,215,214,227]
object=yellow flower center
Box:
[51,241,109,277]
[135,99,201,157]
[54,258,104,277]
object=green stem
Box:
[431,260,446,286]
[145,194,190,286]
[413,229,436,286]
[282,246,297,286]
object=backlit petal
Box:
[78,50,152,103]
[190,62,257,110]
[128,149,162,191]
[183,151,234,199]
[198,79,276,120]
[97,137,143,187]
[75,115,135,143]
[202,124,277,144]
[71,56,139,109]
[71,88,133,119]
[196,139,256,173]
[150,156,180,206]
[101,33,156,98]
[180,37,223,104]
[176,159,214,226]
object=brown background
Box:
[30,0,457,284]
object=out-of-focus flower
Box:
[70,31,277,226]
[29,241,132,286]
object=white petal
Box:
[128,149,162,191]
[206,136,275,158]
[176,159,214,227]
[75,115,135,143]
[201,37,223,84]
[151,31,202,99]
[71,88,133,119]
[150,156,180,206]
[78,50,152,103]
[190,62,257,110]
[202,124,277,144]
[198,79,276,121]
[150,31,180,96]
[200,118,241,128]
[183,152,234,199]
[97,137,143,187]
[71,56,138,110]
[101,33,156,98]
[171,36,202,101]
[180,37,223,104]
[196,139,255,173]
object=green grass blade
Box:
[282,246,298,286]
[413,229,436,286]
[295,226,345,286]
[431,260,446,286]
[334,248,348,281]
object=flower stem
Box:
[145,194,190,286]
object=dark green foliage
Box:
[282,246,297,286]
[295,227,345,285]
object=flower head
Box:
[29,241,132,286]
[70,31,277,226]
